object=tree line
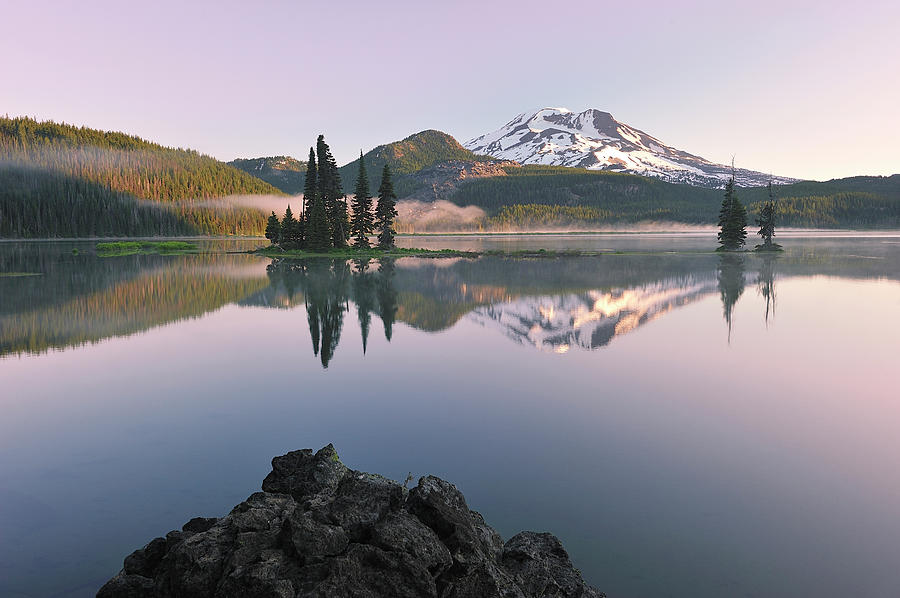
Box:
[0,117,276,237]
[448,165,900,229]
[0,117,280,201]
[264,135,398,251]
[0,164,267,237]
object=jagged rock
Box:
[98,445,605,598]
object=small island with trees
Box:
[717,167,784,253]
[257,134,475,259]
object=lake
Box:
[1,233,898,598]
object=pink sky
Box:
[2,0,898,180]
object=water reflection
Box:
[717,254,746,341]
[263,258,399,367]
[377,259,398,342]
[756,254,778,325]
[0,247,269,357]
[2,239,897,364]
[2,237,899,598]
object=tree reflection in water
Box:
[266,258,397,368]
[717,254,746,343]
[756,254,778,326]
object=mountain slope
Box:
[0,117,278,237]
[338,129,492,197]
[465,108,795,188]
[231,131,491,200]
[1,117,283,200]
[229,156,306,194]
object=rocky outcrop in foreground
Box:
[98,444,604,598]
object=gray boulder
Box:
[97,444,605,598]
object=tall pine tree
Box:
[304,147,330,250]
[754,181,781,251]
[350,151,374,248]
[316,135,348,247]
[281,205,302,250]
[717,173,747,251]
[376,163,398,249]
[265,211,281,245]
[303,147,317,222]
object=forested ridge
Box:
[233,130,486,199]
[3,115,897,237]
[454,166,900,229]
[0,117,281,237]
[337,129,493,197]
[229,156,307,194]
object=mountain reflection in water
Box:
[2,236,900,598]
[4,239,899,366]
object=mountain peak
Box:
[537,106,573,114]
[465,108,794,187]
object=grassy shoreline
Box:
[96,241,199,256]
[251,246,480,259]
[249,245,748,259]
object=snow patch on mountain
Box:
[465,108,795,188]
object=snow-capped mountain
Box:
[465,108,795,188]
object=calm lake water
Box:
[1,233,899,598]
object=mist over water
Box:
[1,234,898,598]
[195,193,302,216]
[199,194,721,234]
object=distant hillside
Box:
[228,131,489,199]
[0,117,280,237]
[339,130,493,197]
[741,175,900,228]
[448,166,900,229]
[229,156,306,194]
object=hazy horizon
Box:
[2,0,898,181]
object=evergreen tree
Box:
[265,211,281,245]
[295,205,306,248]
[754,182,781,251]
[717,174,748,251]
[304,148,330,250]
[376,163,398,249]
[333,194,350,247]
[350,151,374,248]
[303,147,317,225]
[281,205,302,250]
[316,135,348,247]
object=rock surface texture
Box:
[97,445,605,598]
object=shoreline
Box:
[2,228,900,243]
